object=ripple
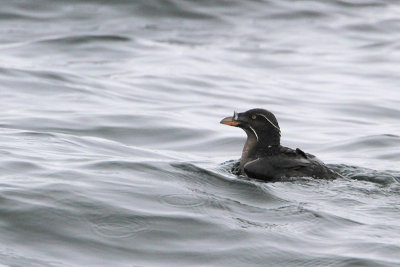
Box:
[270,10,328,20]
[0,247,62,267]
[172,161,284,205]
[0,160,44,174]
[88,215,149,239]
[334,0,385,8]
[331,164,400,185]
[329,134,400,151]
[220,159,241,175]
[160,193,206,208]
[35,34,131,46]
[235,217,278,230]
[135,0,222,21]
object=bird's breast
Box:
[240,137,258,170]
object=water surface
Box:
[1,0,400,266]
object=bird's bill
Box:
[220,116,239,127]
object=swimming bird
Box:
[220,108,340,181]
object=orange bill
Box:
[220,116,239,126]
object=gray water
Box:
[1,0,400,266]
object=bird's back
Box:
[243,146,340,181]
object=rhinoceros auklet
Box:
[220,108,340,181]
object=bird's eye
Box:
[251,115,256,119]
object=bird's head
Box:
[220,108,281,146]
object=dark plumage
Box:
[220,108,340,181]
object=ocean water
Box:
[1,0,400,266]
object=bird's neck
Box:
[240,135,258,170]
[239,134,281,170]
